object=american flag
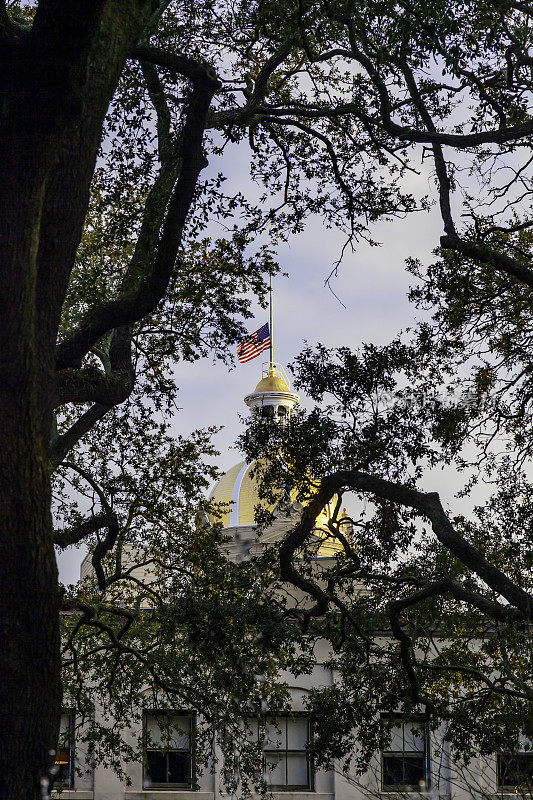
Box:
[236,323,271,363]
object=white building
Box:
[61,365,531,800]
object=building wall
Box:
[53,660,516,800]
[71,534,520,800]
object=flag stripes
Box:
[237,323,271,363]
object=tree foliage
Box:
[239,0,533,776]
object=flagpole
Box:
[269,274,274,372]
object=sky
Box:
[57,146,446,585]
[167,145,441,468]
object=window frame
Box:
[142,710,195,790]
[380,714,430,793]
[55,711,75,790]
[497,751,533,791]
[247,713,314,792]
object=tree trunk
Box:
[0,136,62,797]
[0,463,60,800]
[0,4,173,795]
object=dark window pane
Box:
[499,754,533,787]
[146,750,167,784]
[403,756,426,787]
[383,754,425,789]
[168,751,191,785]
[383,755,406,787]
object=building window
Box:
[381,716,429,791]
[247,716,313,791]
[55,712,74,789]
[143,712,193,789]
[498,752,533,790]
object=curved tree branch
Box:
[54,512,117,549]
[50,404,110,470]
[280,470,533,617]
[440,234,533,290]
[56,66,220,370]
[132,43,219,87]
[62,461,119,591]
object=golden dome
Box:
[208,461,343,558]
[253,374,291,393]
[207,364,341,556]
[208,460,277,528]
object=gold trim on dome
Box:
[237,464,271,524]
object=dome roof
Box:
[253,374,291,394]
[208,460,276,528]
[207,461,343,557]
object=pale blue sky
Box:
[58,145,444,584]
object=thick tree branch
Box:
[390,577,523,631]
[132,43,218,87]
[388,596,421,703]
[55,366,135,407]
[49,403,110,470]
[211,99,533,153]
[247,39,295,110]
[54,512,117,549]
[440,234,533,290]
[56,68,220,370]
[281,470,533,617]
[55,322,135,407]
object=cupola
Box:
[244,363,299,424]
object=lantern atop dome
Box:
[244,362,299,424]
